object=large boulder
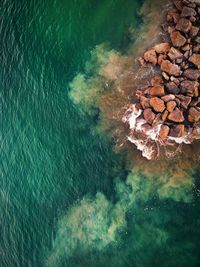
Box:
[180,80,199,95]
[176,18,192,33]
[143,108,156,124]
[170,31,187,47]
[176,95,192,109]
[160,60,181,76]
[143,49,157,65]
[188,107,200,123]
[181,6,197,17]
[149,85,165,97]
[154,43,170,53]
[150,97,166,113]
[159,125,170,139]
[189,54,200,69]
[168,107,184,122]
[183,69,200,80]
[166,101,176,112]
[161,94,176,102]
[168,47,183,61]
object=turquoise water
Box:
[1,0,200,267]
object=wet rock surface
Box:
[135,0,200,141]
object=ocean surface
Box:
[1,0,200,267]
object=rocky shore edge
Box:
[135,0,200,141]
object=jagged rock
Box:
[188,107,200,122]
[152,113,163,126]
[168,47,183,60]
[166,81,180,94]
[140,96,150,109]
[154,43,170,53]
[181,44,190,51]
[161,60,181,76]
[167,101,176,112]
[181,6,197,17]
[150,97,166,113]
[167,9,180,23]
[183,69,200,80]
[149,85,165,97]
[168,26,175,34]
[159,125,170,139]
[189,26,199,38]
[143,49,157,65]
[143,108,156,124]
[193,45,200,53]
[162,110,169,121]
[170,31,187,47]
[158,54,167,65]
[150,75,163,86]
[170,125,185,137]
[180,80,199,95]
[176,94,192,109]
[176,18,192,33]
[170,76,180,85]
[161,94,176,102]
[189,54,200,69]
[174,0,184,11]
[168,107,184,122]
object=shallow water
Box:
[1,0,200,267]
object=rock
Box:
[162,110,169,121]
[183,69,200,80]
[160,60,181,76]
[168,107,185,122]
[159,125,170,139]
[180,80,199,95]
[152,113,163,125]
[176,18,192,33]
[193,45,200,53]
[165,81,180,94]
[170,125,185,137]
[176,95,192,109]
[149,85,165,97]
[170,31,187,47]
[150,75,163,86]
[170,76,180,85]
[154,42,170,53]
[167,9,180,23]
[188,107,200,122]
[150,97,166,113]
[168,26,175,34]
[190,97,200,107]
[181,6,197,17]
[167,101,176,112]
[158,54,167,65]
[162,72,170,80]
[161,94,176,102]
[168,47,183,61]
[174,0,184,11]
[189,26,199,38]
[140,96,150,109]
[143,108,156,124]
[194,82,199,97]
[181,44,190,51]
[189,54,200,69]
[143,49,157,65]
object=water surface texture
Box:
[1,0,200,267]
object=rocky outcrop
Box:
[134,0,200,141]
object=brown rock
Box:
[176,18,192,33]
[168,47,183,61]
[168,107,185,122]
[181,44,190,51]
[193,45,200,53]
[168,26,175,34]
[149,85,165,97]
[170,125,185,137]
[150,97,166,113]
[150,75,163,86]
[143,108,156,124]
[159,125,170,139]
[189,26,199,38]
[183,69,200,80]
[194,82,199,97]
[176,95,192,109]
[166,81,180,94]
[170,76,180,85]
[174,0,184,11]
[189,54,200,69]
[152,113,163,126]
[154,43,170,54]
[180,80,199,95]
[143,49,157,65]
[190,97,200,107]
[188,107,200,122]
[161,94,176,102]
[158,54,167,65]
[161,60,181,76]
[162,72,170,80]
[162,110,169,121]
[170,31,187,47]
[167,9,180,23]
[181,6,197,17]
[140,96,150,109]
[167,101,176,112]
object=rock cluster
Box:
[136,0,200,140]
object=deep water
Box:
[1,0,200,267]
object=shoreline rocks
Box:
[135,0,200,141]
